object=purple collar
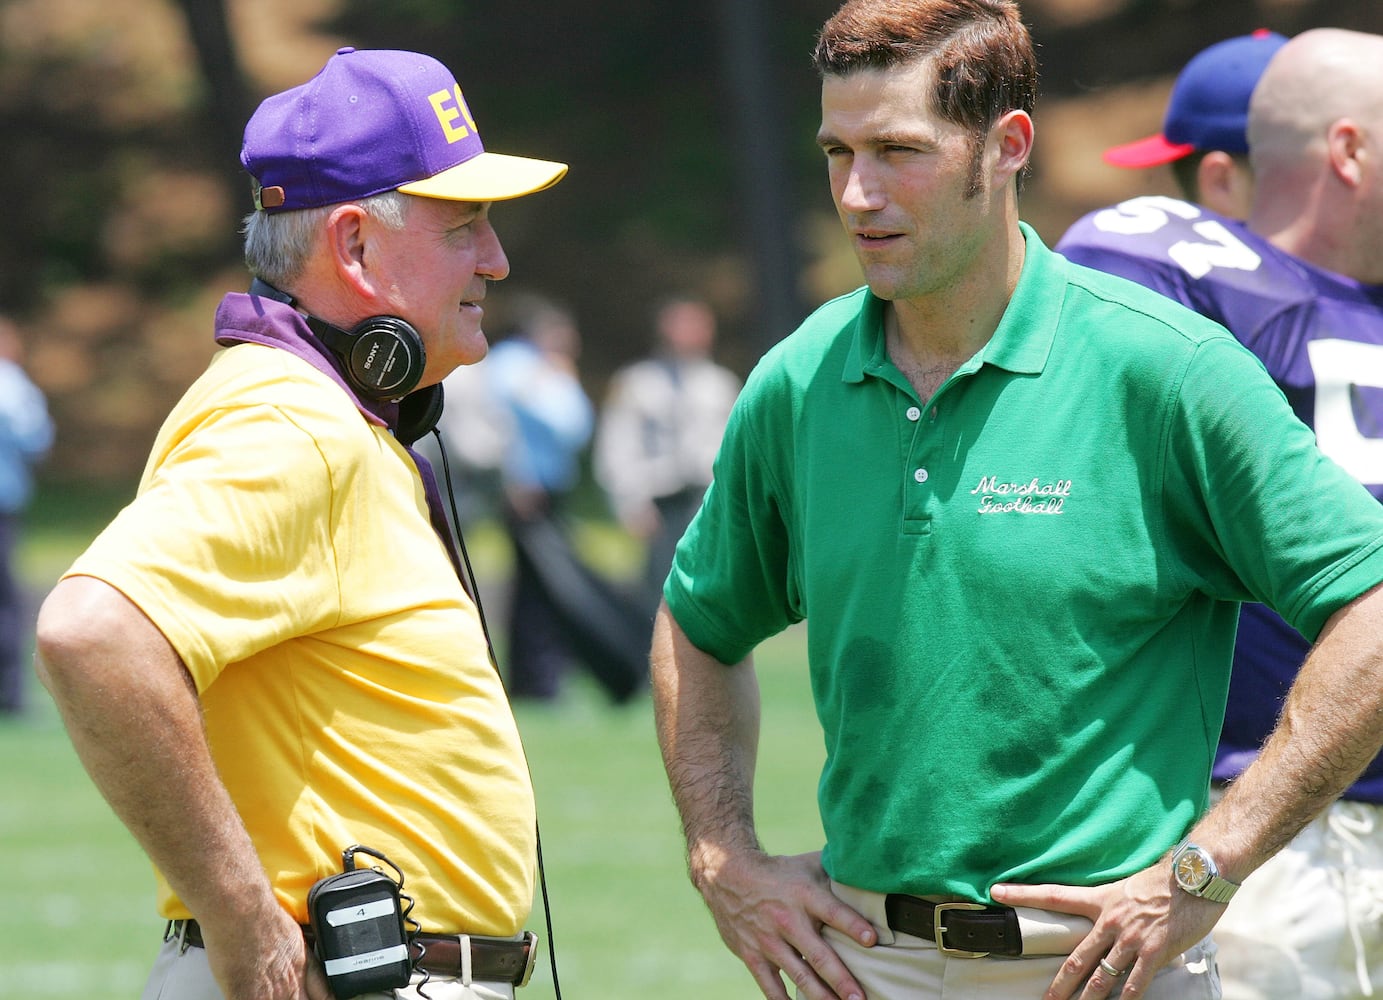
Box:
[214,291,465,582]
[215,291,398,428]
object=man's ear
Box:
[991,109,1034,183]
[1326,118,1365,188]
[323,203,373,298]
[1196,152,1255,221]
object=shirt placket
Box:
[902,398,941,536]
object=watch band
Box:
[1196,875,1239,904]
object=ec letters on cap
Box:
[428,85,479,144]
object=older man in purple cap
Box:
[1101,30,1287,219]
[35,47,565,1000]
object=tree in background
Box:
[7,0,1382,484]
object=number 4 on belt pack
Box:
[307,849,413,998]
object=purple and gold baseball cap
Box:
[1103,30,1288,169]
[241,47,568,213]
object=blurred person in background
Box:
[594,296,741,611]
[483,294,647,703]
[422,353,511,530]
[1100,30,1287,220]
[1058,26,1383,1000]
[0,314,53,717]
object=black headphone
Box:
[249,278,426,402]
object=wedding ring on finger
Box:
[1099,958,1129,977]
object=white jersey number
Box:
[1307,339,1383,487]
[1091,196,1262,279]
[1091,198,1383,485]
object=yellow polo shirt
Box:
[67,344,535,934]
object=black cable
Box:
[431,429,499,668]
[534,822,564,1000]
[430,427,563,1000]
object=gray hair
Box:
[241,190,410,287]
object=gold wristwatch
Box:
[1171,840,1240,903]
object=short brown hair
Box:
[814,0,1038,192]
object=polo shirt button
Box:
[906,406,922,422]
[914,468,929,483]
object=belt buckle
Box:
[517,930,539,988]
[933,902,989,958]
[165,920,194,955]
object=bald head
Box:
[1249,29,1383,172]
[1246,28,1383,282]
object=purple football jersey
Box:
[1059,196,1383,801]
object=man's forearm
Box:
[35,577,280,930]
[1193,581,1383,880]
[650,604,764,875]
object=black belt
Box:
[165,919,537,986]
[884,895,1022,957]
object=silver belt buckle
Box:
[517,930,539,987]
[934,902,989,958]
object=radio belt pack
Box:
[307,845,416,998]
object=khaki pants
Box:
[821,882,1221,1000]
[1211,790,1383,1000]
[139,938,516,1000]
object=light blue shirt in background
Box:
[484,338,592,493]
[0,358,54,513]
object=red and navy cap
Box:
[1103,30,1288,169]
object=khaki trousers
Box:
[1211,790,1383,1000]
[139,938,516,1000]
[819,882,1221,1000]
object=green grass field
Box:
[0,491,824,999]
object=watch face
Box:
[1175,848,1210,890]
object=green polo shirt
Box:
[664,223,1383,901]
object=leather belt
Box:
[409,931,537,987]
[883,895,1023,958]
[166,919,537,986]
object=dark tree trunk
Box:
[714,0,811,355]
[173,0,255,228]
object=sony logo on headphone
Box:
[361,340,401,377]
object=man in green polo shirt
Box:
[649,3,1383,1000]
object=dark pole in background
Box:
[713,0,809,357]
[174,0,254,242]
